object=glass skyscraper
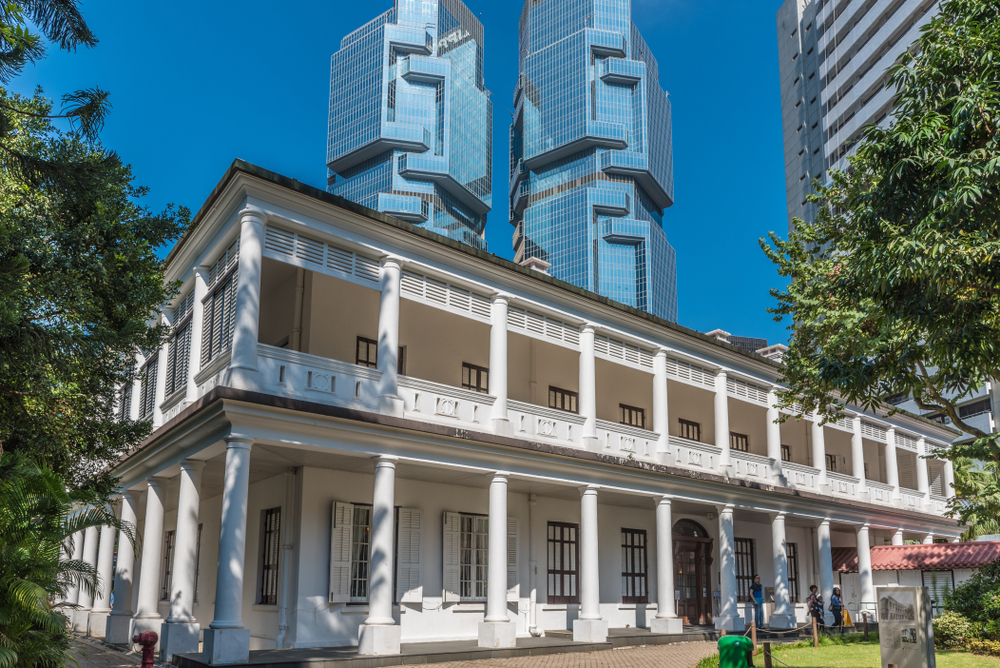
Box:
[328,0,492,250]
[509,0,677,321]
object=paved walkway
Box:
[384,643,718,668]
[70,639,143,668]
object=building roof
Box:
[831,542,1000,572]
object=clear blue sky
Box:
[11,0,791,344]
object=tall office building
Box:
[509,0,677,322]
[777,0,939,232]
[328,0,492,250]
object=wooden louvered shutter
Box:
[329,502,354,603]
[442,512,461,603]
[396,508,422,603]
[507,517,519,601]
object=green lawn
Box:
[697,638,1000,668]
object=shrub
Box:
[933,611,972,649]
[968,639,1000,657]
[946,556,1000,623]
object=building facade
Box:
[67,162,962,666]
[509,0,677,322]
[327,0,492,250]
[777,0,940,231]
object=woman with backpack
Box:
[807,584,825,629]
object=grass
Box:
[694,635,1000,668]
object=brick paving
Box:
[70,638,145,668]
[410,643,718,668]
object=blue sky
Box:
[11,0,791,344]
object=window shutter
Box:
[442,511,461,603]
[837,455,847,474]
[507,517,519,601]
[397,508,422,603]
[329,502,354,603]
[922,570,953,614]
[898,452,916,490]
[928,461,945,496]
[165,338,176,396]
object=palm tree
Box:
[951,457,1000,541]
[0,454,136,668]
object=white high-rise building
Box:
[777,0,940,232]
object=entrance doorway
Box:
[674,519,714,626]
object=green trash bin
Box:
[718,635,754,668]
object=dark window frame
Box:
[548,386,579,414]
[462,363,490,394]
[730,432,749,452]
[547,521,579,604]
[160,530,175,601]
[619,404,646,429]
[621,528,648,604]
[787,542,800,603]
[259,507,281,605]
[781,444,792,462]
[679,418,701,442]
[355,336,407,375]
[735,537,756,603]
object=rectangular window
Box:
[735,538,756,602]
[350,505,372,600]
[548,386,578,414]
[462,363,489,394]
[200,244,239,368]
[619,404,645,429]
[165,320,192,398]
[259,507,281,605]
[621,529,648,603]
[118,381,133,423]
[679,418,701,442]
[547,522,579,603]
[781,444,791,462]
[160,530,175,601]
[355,336,407,375]
[138,355,158,421]
[787,543,800,603]
[922,570,955,617]
[730,432,749,452]
[460,515,489,600]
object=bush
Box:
[934,611,972,648]
[946,556,1000,623]
[968,639,1000,657]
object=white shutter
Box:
[837,456,848,474]
[329,502,354,603]
[507,517,519,601]
[442,511,462,603]
[928,461,945,496]
[396,508,423,603]
[922,570,954,615]
[898,451,916,490]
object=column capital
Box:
[715,503,735,515]
[856,522,871,532]
[180,459,207,474]
[579,483,600,496]
[715,368,728,379]
[119,488,143,502]
[192,264,211,281]
[379,254,405,269]
[655,494,673,506]
[768,511,787,522]
[579,322,598,335]
[491,471,511,481]
[817,517,831,528]
[146,476,169,491]
[655,346,669,358]
[224,434,254,450]
[490,291,513,304]
[238,206,267,226]
[373,454,398,465]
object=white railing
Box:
[508,400,587,447]
[899,488,927,512]
[669,436,723,473]
[161,389,187,422]
[596,420,659,461]
[867,480,895,504]
[731,451,774,483]
[929,494,949,515]
[399,376,495,431]
[194,348,232,399]
[827,471,861,498]
[783,461,822,493]
[257,345,381,410]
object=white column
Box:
[770,513,795,629]
[359,456,400,655]
[579,325,598,448]
[489,294,510,434]
[650,496,682,634]
[715,370,732,471]
[106,491,141,643]
[573,485,607,642]
[226,209,266,391]
[944,459,956,500]
[204,437,253,665]
[161,460,206,662]
[922,533,934,545]
[916,437,931,510]
[276,468,297,649]
[133,478,167,639]
[66,528,84,608]
[851,417,868,498]
[528,493,539,636]
[73,525,100,633]
[186,265,209,402]
[817,519,835,626]
[152,313,170,428]
[766,388,784,482]
[290,267,305,352]
[885,428,902,504]
[653,349,670,456]
[951,537,961,544]
[856,524,875,612]
[811,415,829,490]
[716,504,742,631]
[376,256,404,416]
[892,528,904,546]
[90,518,118,637]
[480,473,515,647]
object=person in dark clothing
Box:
[830,586,844,628]
[749,575,765,628]
[807,584,825,629]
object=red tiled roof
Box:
[831,542,1000,572]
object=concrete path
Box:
[404,643,718,668]
[70,638,143,668]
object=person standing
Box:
[749,575,764,628]
[807,584,825,629]
[830,586,844,629]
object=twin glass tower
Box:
[328,0,676,321]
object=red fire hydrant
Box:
[133,631,158,668]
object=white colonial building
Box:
[63,162,962,665]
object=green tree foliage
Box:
[946,556,1000,640]
[0,91,188,497]
[0,453,136,668]
[952,458,1000,540]
[761,0,1000,522]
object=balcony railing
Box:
[899,489,927,512]
[596,419,658,461]
[783,461,822,493]
[399,376,495,429]
[669,436,723,473]
[257,345,381,409]
[866,480,895,504]
[827,471,861,498]
[731,450,774,483]
[508,400,586,446]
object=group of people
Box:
[748,575,845,628]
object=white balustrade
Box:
[257,344,381,409]
[731,451,774,482]
[899,489,926,511]
[595,419,658,461]
[827,471,861,498]
[399,376,496,429]
[195,349,232,398]
[782,461,821,493]
[866,480,895,504]
[929,494,948,515]
[508,400,586,445]
[669,436,722,472]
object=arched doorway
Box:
[673,519,713,626]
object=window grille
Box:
[619,404,645,429]
[160,530,175,601]
[679,418,701,442]
[735,538,756,602]
[730,432,749,452]
[259,507,281,605]
[548,386,578,413]
[350,506,372,600]
[194,524,203,603]
[462,363,489,394]
[547,522,579,603]
[787,543,799,603]
[139,356,158,421]
[621,529,648,603]
[459,515,489,600]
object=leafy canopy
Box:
[762,0,1000,475]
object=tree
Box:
[0,453,136,668]
[0,89,188,497]
[761,0,1000,520]
[953,458,1000,540]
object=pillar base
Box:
[572,618,608,643]
[358,624,401,656]
[767,614,797,631]
[130,617,163,649]
[715,615,744,632]
[72,610,92,634]
[225,367,261,392]
[88,611,110,638]
[105,614,134,645]
[160,621,201,663]
[478,621,516,648]
[491,418,513,437]
[648,617,683,634]
[582,436,600,452]
[378,394,404,418]
[203,628,250,665]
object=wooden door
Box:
[674,537,714,625]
